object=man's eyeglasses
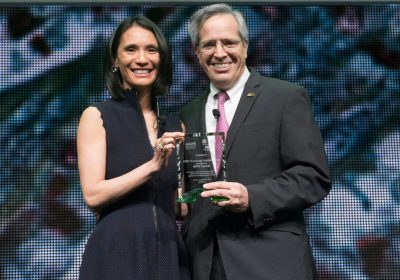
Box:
[198,39,242,52]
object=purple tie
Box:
[215,91,229,173]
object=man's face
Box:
[195,13,248,90]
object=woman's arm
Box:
[77,107,183,211]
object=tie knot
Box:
[217,91,229,104]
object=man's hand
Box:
[201,181,249,213]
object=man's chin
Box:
[210,79,232,90]
[209,71,231,80]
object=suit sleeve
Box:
[247,88,331,229]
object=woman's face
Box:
[115,25,160,94]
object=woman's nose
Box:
[136,50,148,64]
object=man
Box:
[179,4,331,280]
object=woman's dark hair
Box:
[104,16,172,99]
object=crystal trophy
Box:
[176,132,228,203]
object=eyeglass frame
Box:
[197,39,242,52]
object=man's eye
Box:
[202,41,216,49]
[222,40,237,48]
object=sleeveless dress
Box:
[79,92,190,280]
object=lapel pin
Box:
[247,92,255,97]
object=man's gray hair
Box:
[189,4,248,47]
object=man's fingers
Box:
[203,181,231,190]
[201,189,227,198]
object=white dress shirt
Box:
[205,67,251,173]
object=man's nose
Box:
[214,43,227,57]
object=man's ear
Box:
[194,45,201,62]
[243,40,249,59]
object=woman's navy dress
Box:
[79,93,189,280]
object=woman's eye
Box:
[148,48,158,53]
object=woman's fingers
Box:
[157,131,185,151]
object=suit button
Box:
[263,216,276,224]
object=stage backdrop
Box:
[0,4,399,280]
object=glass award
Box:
[176,132,228,203]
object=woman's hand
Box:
[152,132,185,170]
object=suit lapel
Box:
[225,71,262,157]
[195,92,208,133]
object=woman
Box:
[77,16,189,279]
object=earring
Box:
[111,66,118,73]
